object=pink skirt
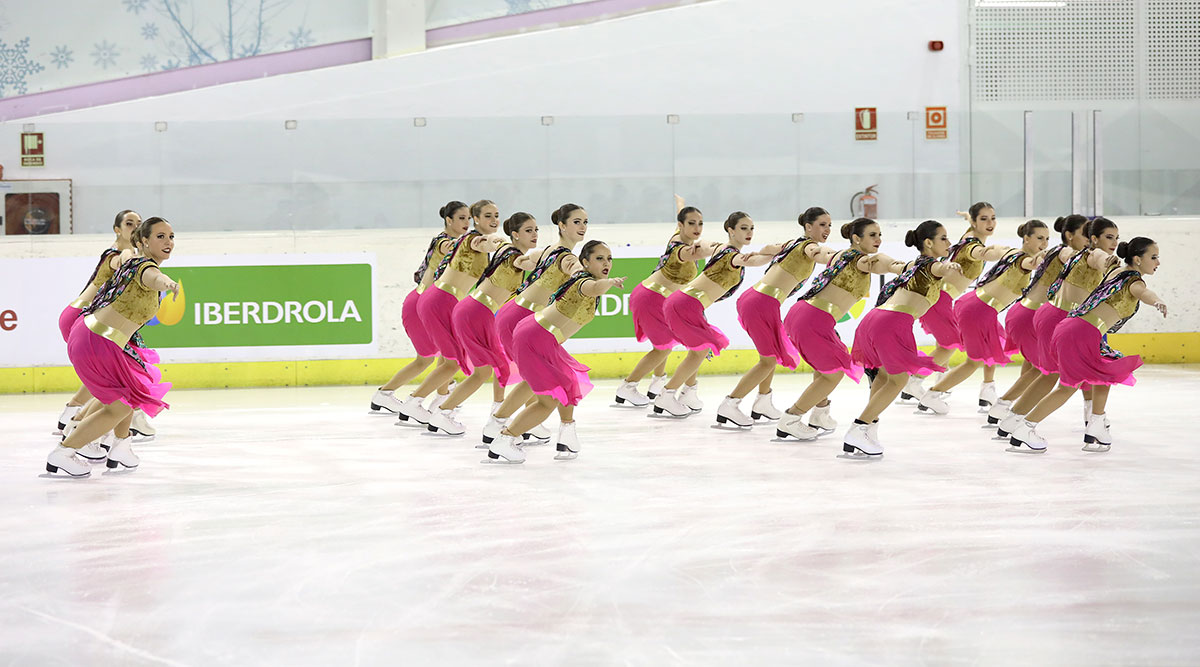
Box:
[851,308,946,377]
[735,289,799,369]
[629,284,678,350]
[784,300,863,382]
[663,291,729,356]
[415,285,463,362]
[510,316,593,407]
[953,292,1012,366]
[66,317,170,417]
[59,305,82,342]
[918,290,964,350]
[401,289,439,358]
[496,299,536,371]
[1051,318,1141,388]
[1031,304,1069,375]
[451,297,518,386]
[1004,302,1039,365]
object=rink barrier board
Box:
[1,331,1195,393]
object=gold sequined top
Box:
[111,263,162,325]
[1063,250,1105,290]
[552,279,597,327]
[486,247,525,293]
[1104,280,1142,319]
[776,239,818,283]
[659,243,699,285]
[902,263,942,303]
[447,239,489,278]
[830,258,871,300]
[532,251,571,290]
[702,248,742,291]
[92,258,117,289]
[1020,253,1066,308]
[993,255,1033,293]
[953,239,986,281]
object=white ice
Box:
[3,365,1200,665]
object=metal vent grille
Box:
[972,1,1137,101]
[1145,1,1200,99]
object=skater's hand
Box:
[166,281,180,298]
[956,210,971,222]
[1154,301,1168,316]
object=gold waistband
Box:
[469,290,505,313]
[942,284,963,299]
[512,294,542,311]
[641,278,682,299]
[1018,296,1044,311]
[68,296,91,309]
[415,284,427,295]
[84,313,131,348]
[433,280,467,300]
[878,302,920,317]
[680,286,713,308]
[1080,311,1111,332]
[535,316,570,344]
[974,289,1009,312]
[805,296,846,320]
[1052,294,1081,312]
[753,282,790,304]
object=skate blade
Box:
[771,435,818,443]
[521,440,552,447]
[394,419,429,428]
[481,456,524,464]
[811,428,835,438]
[131,434,155,443]
[647,411,690,419]
[711,422,752,430]
[1081,443,1111,453]
[750,412,781,422]
[1005,445,1047,454]
[837,452,882,460]
[475,443,491,449]
[981,421,1001,429]
[611,400,650,409]
[553,450,578,461]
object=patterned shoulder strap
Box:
[550,270,594,302]
[413,232,451,284]
[653,239,689,273]
[1020,244,1065,298]
[432,230,481,281]
[1045,248,1089,301]
[475,244,524,288]
[519,245,573,291]
[83,257,158,316]
[766,237,809,270]
[875,255,937,307]
[79,248,122,294]
[974,250,1027,289]
[948,236,981,261]
[706,245,745,303]
[799,248,864,301]
[1068,269,1142,333]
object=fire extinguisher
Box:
[850,185,879,219]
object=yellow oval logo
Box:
[837,299,867,324]
[157,280,186,326]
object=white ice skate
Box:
[369,388,404,414]
[679,384,704,412]
[56,404,82,434]
[130,410,156,442]
[426,408,465,436]
[523,423,552,445]
[841,423,883,457]
[808,404,838,435]
[776,412,819,440]
[651,390,691,418]
[46,445,91,477]
[485,434,525,464]
[395,395,432,426]
[646,374,668,400]
[985,398,1012,428]
[1007,420,1047,452]
[995,412,1025,440]
[715,396,753,428]
[1083,399,1093,427]
[978,381,998,412]
[481,415,508,448]
[867,421,881,448]
[916,391,950,416]
[61,416,81,440]
[76,437,109,461]
[554,422,580,460]
[105,436,139,470]
[750,392,783,421]
[1082,413,1112,452]
[614,381,651,407]
[427,391,452,413]
[489,400,503,416]
[897,375,926,403]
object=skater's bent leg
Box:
[664,351,706,392]
[792,371,845,415]
[1091,385,1110,414]
[439,367,493,411]
[504,395,559,437]
[1011,373,1057,415]
[113,412,133,440]
[557,405,574,423]
[931,359,980,393]
[1026,383,1077,423]
[757,366,776,395]
[495,382,533,420]
[860,371,907,423]
[491,377,505,403]
[61,400,133,450]
[1000,361,1038,401]
[625,348,671,384]
[729,356,775,399]
[983,365,996,383]
[411,361,459,399]
[68,385,93,407]
[381,355,436,391]
[931,345,955,368]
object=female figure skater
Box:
[425,212,540,435]
[996,217,1120,439]
[482,204,587,447]
[917,219,1051,415]
[651,212,778,418]
[486,241,626,463]
[615,206,719,407]
[369,201,471,415]
[776,218,906,440]
[46,217,179,477]
[392,200,507,425]
[1007,237,1166,452]
[906,203,1013,410]
[56,209,141,435]
[841,220,963,457]
[716,207,837,427]
[986,214,1090,427]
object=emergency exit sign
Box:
[21,132,44,167]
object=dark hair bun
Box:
[1115,241,1130,259]
[904,230,918,248]
[841,222,855,239]
[1053,216,1066,233]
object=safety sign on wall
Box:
[854,108,877,141]
[20,133,44,167]
[925,106,948,140]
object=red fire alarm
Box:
[928,40,944,51]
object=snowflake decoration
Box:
[287,27,314,50]
[123,0,148,14]
[139,53,159,72]
[161,58,181,71]
[187,50,203,66]
[91,40,119,69]
[141,23,159,40]
[49,45,74,69]
[0,37,46,96]
[237,43,259,58]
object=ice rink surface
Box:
[3,365,1199,666]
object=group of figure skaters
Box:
[44,199,1167,475]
